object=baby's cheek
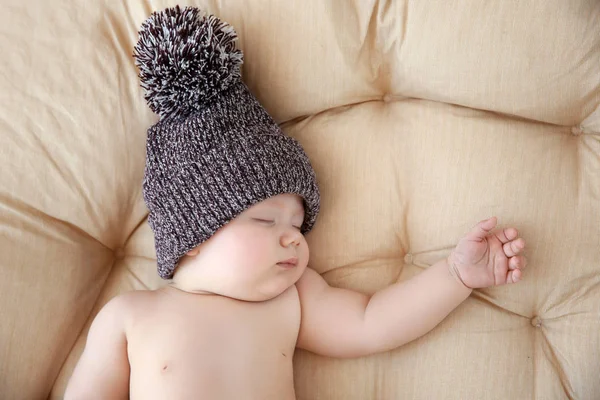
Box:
[243,245,271,268]
[301,241,310,261]
[249,229,273,251]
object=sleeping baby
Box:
[65,6,527,399]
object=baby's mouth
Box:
[277,257,298,268]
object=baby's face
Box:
[171,193,309,301]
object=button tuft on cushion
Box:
[115,248,126,260]
[530,316,543,328]
[403,253,413,264]
[571,126,582,136]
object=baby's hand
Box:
[447,217,527,289]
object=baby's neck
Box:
[163,282,215,296]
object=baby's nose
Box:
[280,230,301,247]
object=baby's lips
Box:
[277,257,298,267]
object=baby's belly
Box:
[128,335,297,400]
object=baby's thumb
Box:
[469,217,497,239]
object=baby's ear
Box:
[185,247,200,256]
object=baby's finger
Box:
[467,217,497,240]
[494,227,518,244]
[507,268,522,284]
[508,255,526,270]
[503,238,525,257]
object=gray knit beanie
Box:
[133,6,320,279]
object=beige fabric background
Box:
[1,0,599,399]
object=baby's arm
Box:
[64,296,130,399]
[296,217,526,358]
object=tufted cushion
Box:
[1,1,599,399]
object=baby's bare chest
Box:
[126,288,300,399]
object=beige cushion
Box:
[1,0,599,399]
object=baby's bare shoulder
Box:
[103,289,155,310]
[115,288,161,306]
[94,289,161,330]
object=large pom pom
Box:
[133,6,243,119]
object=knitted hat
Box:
[133,6,320,279]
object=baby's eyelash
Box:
[253,218,301,230]
[253,218,274,224]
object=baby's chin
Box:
[171,262,306,301]
[228,264,307,301]
[232,276,303,302]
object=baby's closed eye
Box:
[252,217,302,230]
[252,218,275,225]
